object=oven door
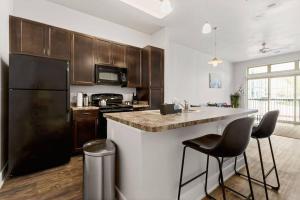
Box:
[95,65,127,86]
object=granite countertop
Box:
[104,107,258,132]
[71,106,99,111]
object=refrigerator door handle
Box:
[66,64,70,112]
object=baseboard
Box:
[0,162,8,189]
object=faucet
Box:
[180,100,189,111]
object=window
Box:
[248,79,268,99]
[270,62,295,72]
[247,61,300,123]
[269,77,295,121]
[248,66,268,74]
[296,76,300,99]
[296,76,300,122]
[247,79,268,120]
[270,77,294,99]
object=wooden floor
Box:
[0,156,83,200]
[273,123,300,140]
[0,135,299,200]
[204,135,300,200]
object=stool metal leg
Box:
[204,155,210,196]
[257,139,269,200]
[177,146,187,200]
[234,138,280,193]
[268,137,280,190]
[204,155,216,200]
[244,152,255,200]
[218,154,254,199]
[234,156,239,174]
[216,157,227,200]
[178,147,210,200]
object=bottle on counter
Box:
[83,94,89,107]
[132,92,138,105]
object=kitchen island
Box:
[105,107,257,200]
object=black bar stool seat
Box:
[177,117,255,200]
[182,134,221,154]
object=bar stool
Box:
[177,117,255,200]
[234,110,280,200]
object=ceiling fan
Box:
[259,42,285,54]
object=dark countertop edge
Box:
[105,109,258,133]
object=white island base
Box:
[106,110,254,200]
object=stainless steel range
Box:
[91,93,133,138]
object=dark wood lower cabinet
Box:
[72,109,98,153]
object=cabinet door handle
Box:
[43,48,46,55]
[82,112,91,115]
[47,49,50,56]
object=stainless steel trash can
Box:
[83,139,116,200]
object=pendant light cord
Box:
[214,27,217,57]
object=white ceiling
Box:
[48,0,300,62]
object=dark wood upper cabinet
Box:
[48,27,71,60]
[71,33,94,85]
[21,20,46,56]
[10,16,21,53]
[111,43,126,68]
[9,16,153,87]
[150,88,164,109]
[137,46,164,109]
[150,47,164,88]
[10,16,71,60]
[94,39,111,65]
[126,46,142,88]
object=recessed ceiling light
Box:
[119,0,173,19]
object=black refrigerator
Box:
[9,54,71,176]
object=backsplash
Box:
[70,85,136,104]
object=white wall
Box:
[165,42,233,105]
[150,28,234,105]
[12,0,153,97]
[233,51,300,107]
[0,0,12,186]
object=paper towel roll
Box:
[77,92,83,107]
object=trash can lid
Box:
[83,139,116,157]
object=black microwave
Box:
[95,65,127,86]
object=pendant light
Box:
[202,22,212,34]
[208,27,223,67]
[202,0,211,34]
[160,0,173,14]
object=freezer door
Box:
[9,54,69,90]
[9,90,71,175]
